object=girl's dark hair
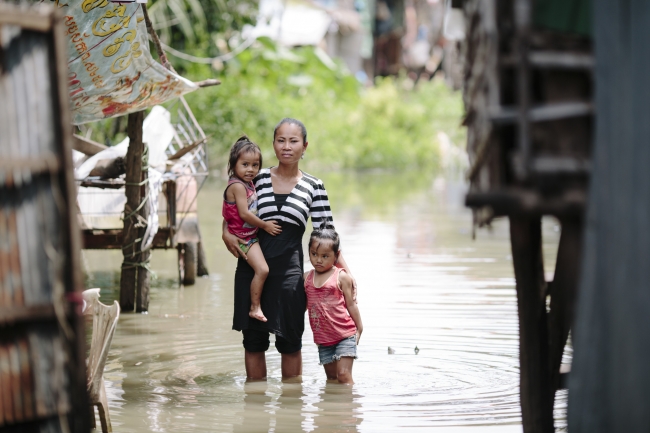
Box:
[308,222,340,255]
[227,135,262,177]
[273,118,308,143]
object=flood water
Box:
[83,171,569,432]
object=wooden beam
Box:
[82,228,172,249]
[167,137,206,160]
[0,305,57,325]
[194,79,221,88]
[0,3,53,31]
[0,155,60,170]
[71,134,108,156]
[465,188,586,217]
[509,216,554,433]
[548,218,583,392]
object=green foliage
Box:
[182,39,466,173]
[148,0,257,51]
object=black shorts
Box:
[242,329,302,354]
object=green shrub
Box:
[182,39,466,173]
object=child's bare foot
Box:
[249,306,267,322]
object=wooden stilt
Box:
[509,216,554,433]
[548,218,583,390]
[120,111,145,312]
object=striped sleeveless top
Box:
[305,268,357,346]
[254,168,333,230]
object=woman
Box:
[222,118,355,380]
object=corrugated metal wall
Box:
[569,1,650,431]
[0,4,89,432]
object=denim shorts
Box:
[318,335,357,365]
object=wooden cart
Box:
[77,97,209,285]
[461,0,592,432]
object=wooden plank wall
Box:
[568,0,650,431]
[0,4,90,432]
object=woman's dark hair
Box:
[227,135,262,177]
[273,118,308,143]
[308,222,340,255]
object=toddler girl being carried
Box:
[222,136,281,322]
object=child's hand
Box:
[356,328,363,345]
[264,220,282,236]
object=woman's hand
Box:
[356,327,363,345]
[222,226,249,260]
[263,220,282,236]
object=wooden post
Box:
[547,218,583,391]
[509,216,554,433]
[120,111,148,312]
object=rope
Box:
[122,193,150,223]
[159,37,256,64]
[121,260,158,279]
[122,145,151,222]
[125,178,149,186]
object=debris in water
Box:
[135,362,143,366]
[388,347,395,354]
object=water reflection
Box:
[311,383,362,432]
[82,172,567,432]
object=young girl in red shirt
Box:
[304,223,363,384]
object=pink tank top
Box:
[222,177,258,241]
[305,268,357,346]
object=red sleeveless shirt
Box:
[305,268,357,346]
[222,177,258,241]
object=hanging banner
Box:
[58,0,198,124]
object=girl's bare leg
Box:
[336,357,354,384]
[323,361,339,381]
[246,242,268,322]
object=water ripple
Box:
[84,180,567,432]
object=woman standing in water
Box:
[222,118,356,380]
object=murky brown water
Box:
[83,172,568,432]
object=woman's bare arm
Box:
[222,220,249,260]
[335,252,357,301]
[340,271,363,344]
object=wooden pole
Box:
[509,216,554,433]
[547,217,583,391]
[141,4,175,72]
[120,111,145,312]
